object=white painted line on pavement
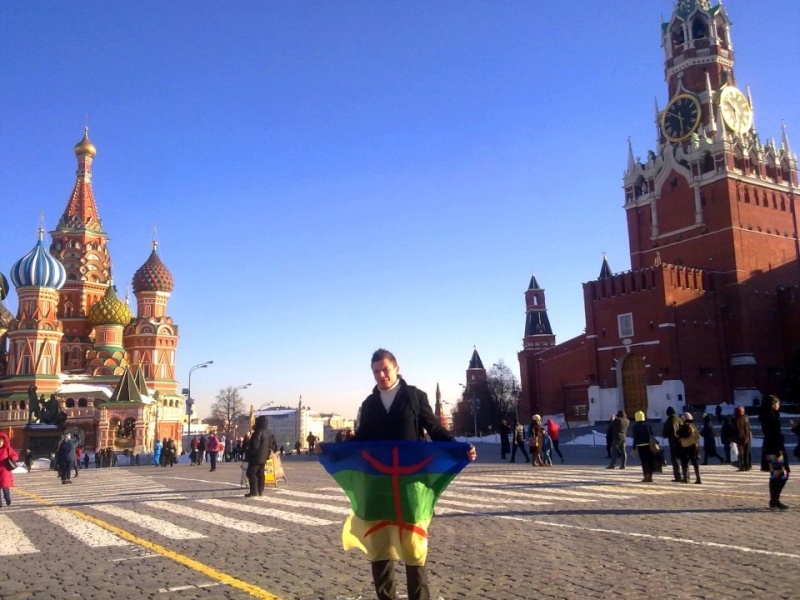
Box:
[531,519,800,560]
[198,498,336,526]
[276,489,349,502]
[91,504,206,539]
[35,508,130,547]
[143,501,279,533]
[265,498,351,515]
[0,514,38,555]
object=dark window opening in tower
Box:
[717,25,726,44]
[691,17,707,40]
[66,398,75,408]
[78,398,87,408]
[702,152,714,174]
[671,23,685,47]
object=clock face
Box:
[662,94,701,142]
[719,86,753,134]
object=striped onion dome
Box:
[132,242,174,293]
[0,271,8,300]
[89,284,132,327]
[10,230,67,290]
[0,301,12,329]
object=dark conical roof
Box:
[468,348,484,370]
[599,256,613,279]
[109,367,144,403]
[528,275,541,290]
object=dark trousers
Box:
[609,441,627,468]
[2,487,10,505]
[510,441,529,463]
[60,461,74,481]
[371,560,429,600]
[552,440,564,461]
[668,442,681,480]
[209,451,218,471]
[246,462,266,496]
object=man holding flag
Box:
[319,348,476,600]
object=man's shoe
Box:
[244,493,257,498]
[605,465,615,469]
[619,466,626,470]
[776,501,789,510]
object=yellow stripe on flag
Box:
[342,512,431,566]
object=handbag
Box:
[6,456,18,470]
[649,436,661,453]
[680,428,701,448]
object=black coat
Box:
[246,416,275,465]
[354,379,453,442]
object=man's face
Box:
[372,358,399,390]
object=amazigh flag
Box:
[319,440,470,566]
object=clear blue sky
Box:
[1,1,798,419]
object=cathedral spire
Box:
[57,128,103,233]
[782,121,793,157]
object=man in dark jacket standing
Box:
[607,410,629,469]
[57,433,75,484]
[245,415,275,498]
[662,407,684,481]
[352,349,476,600]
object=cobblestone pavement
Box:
[1,444,798,600]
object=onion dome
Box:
[132,242,174,293]
[89,284,132,327]
[0,271,8,300]
[0,301,12,329]
[74,127,97,157]
[10,229,67,290]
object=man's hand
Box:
[467,444,477,461]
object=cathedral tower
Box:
[5,229,68,394]
[124,241,179,394]
[50,128,113,373]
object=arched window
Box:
[78,398,88,408]
[691,17,707,39]
[66,398,75,408]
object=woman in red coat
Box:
[0,432,20,508]
[545,419,565,463]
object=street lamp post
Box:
[232,383,251,438]
[187,361,213,438]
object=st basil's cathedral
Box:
[0,129,183,456]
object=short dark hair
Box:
[371,348,397,365]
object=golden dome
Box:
[74,127,97,158]
[88,284,132,327]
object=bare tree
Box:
[487,360,520,422]
[209,387,246,437]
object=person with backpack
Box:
[348,348,476,600]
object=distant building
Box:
[519,1,799,425]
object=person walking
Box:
[57,434,75,484]
[528,415,546,467]
[720,416,732,463]
[760,395,789,510]
[700,414,724,465]
[509,419,530,464]
[342,348,476,600]
[197,435,206,466]
[244,415,275,498]
[153,438,162,466]
[661,407,683,481]
[189,435,199,465]
[731,406,752,471]
[74,446,81,478]
[631,411,656,482]
[498,419,511,460]
[607,410,629,470]
[207,432,220,472]
[0,432,19,507]
[545,418,565,463]
[605,415,614,459]
[676,413,702,484]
